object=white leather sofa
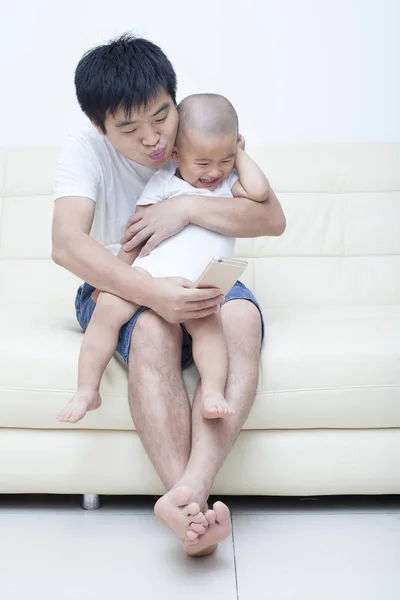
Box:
[0,144,399,497]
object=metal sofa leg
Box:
[81,494,101,510]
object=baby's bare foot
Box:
[183,501,232,557]
[154,486,207,542]
[201,392,234,419]
[57,391,101,424]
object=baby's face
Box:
[173,130,237,190]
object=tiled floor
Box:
[0,495,399,600]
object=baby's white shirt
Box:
[134,165,238,281]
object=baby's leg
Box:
[57,292,138,423]
[184,312,233,419]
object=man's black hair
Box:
[75,33,177,133]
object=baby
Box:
[57,94,269,424]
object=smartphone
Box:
[195,257,248,295]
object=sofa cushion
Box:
[1,304,399,431]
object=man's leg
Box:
[161,300,262,556]
[127,311,207,542]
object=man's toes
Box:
[186,502,201,517]
[186,529,199,541]
[190,523,206,534]
[189,513,206,527]
[205,509,216,525]
[213,501,231,524]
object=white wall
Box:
[1,0,399,147]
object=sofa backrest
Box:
[0,145,399,311]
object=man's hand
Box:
[120,196,193,257]
[147,277,224,323]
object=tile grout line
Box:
[230,509,400,517]
[231,514,240,600]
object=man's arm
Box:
[122,184,286,256]
[52,196,223,322]
[91,238,143,302]
[188,185,285,237]
[52,196,153,302]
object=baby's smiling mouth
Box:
[199,177,220,187]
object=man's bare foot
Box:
[154,486,207,542]
[201,392,234,419]
[57,391,102,423]
[183,501,232,557]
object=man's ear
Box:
[91,121,106,136]
[171,147,179,162]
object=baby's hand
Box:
[237,134,246,151]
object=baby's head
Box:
[172,94,238,191]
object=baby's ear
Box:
[171,147,179,161]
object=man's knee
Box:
[129,311,183,366]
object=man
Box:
[52,34,286,557]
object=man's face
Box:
[173,130,238,190]
[98,90,179,168]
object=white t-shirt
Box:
[54,125,168,255]
[133,165,238,281]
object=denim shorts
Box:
[75,281,264,368]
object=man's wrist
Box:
[127,268,156,308]
[177,194,196,226]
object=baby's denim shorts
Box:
[75,281,264,368]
